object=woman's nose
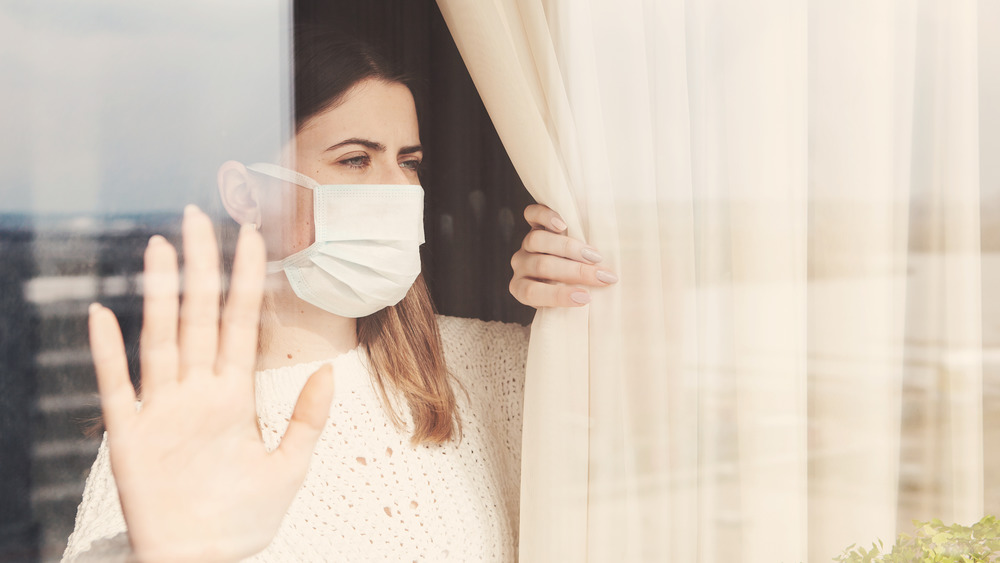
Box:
[373,160,411,185]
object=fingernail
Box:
[551,216,568,232]
[148,234,166,247]
[596,270,618,284]
[184,204,201,218]
[581,247,603,264]
[570,291,591,305]
[88,302,102,315]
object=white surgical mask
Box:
[246,162,425,318]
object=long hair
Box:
[288,27,459,445]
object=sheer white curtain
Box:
[436,0,998,561]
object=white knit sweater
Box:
[62,316,529,562]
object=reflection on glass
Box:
[2,0,997,562]
[0,1,289,559]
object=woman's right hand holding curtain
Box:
[509,203,618,308]
[87,206,335,562]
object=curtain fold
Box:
[434,2,592,560]
[437,0,994,560]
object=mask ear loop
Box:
[246,162,319,190]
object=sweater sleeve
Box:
[484,320,530,469]
[62,433,130,562]
[437,315,530,470]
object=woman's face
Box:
[260,78,422,260]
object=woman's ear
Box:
[217,160,260,226]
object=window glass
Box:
[0,1,533,559]
[0,1,290,559]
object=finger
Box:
[521,228,606,265]
[512,251,618,287]
[178,205,221,377]
[509,277,591,308]
[216,224,266,377]
[274,365,334,472]
[523,204,567,233]
[139,235,179,399]
[88,303,138,433]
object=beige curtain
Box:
[436,0,998,561]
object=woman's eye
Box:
[340,155,370,169]
[400,159,422,172]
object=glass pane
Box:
[0,1,290,559]
[1,2,532,560]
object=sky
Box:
[0,2,996,215]
[0,0,291,215]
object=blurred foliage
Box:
[834,516,1000,562]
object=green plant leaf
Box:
[834,515,1000,562]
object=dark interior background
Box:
[294,0,536,325]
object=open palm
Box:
[87,206,334,562]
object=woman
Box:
[63,31,615,562]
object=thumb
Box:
[274,364,334,467]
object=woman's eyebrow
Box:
[325,138,386,152]
[399,145,422,156]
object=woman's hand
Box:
[509,204,618,308]
[88,205,335,563]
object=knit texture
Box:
[62,316,528,562]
